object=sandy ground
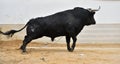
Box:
[0,40,120,64]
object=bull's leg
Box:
[20,35,32,52]
[66,36,71,52]
[66,36,73,52]
[71,36,77,52]
[66,27,77,52]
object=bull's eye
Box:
[91,12,95,15]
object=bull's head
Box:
[85,6,100,25]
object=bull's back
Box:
[26,10,80,38]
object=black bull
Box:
[0,7,100,52]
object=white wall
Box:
[0,0,120,24]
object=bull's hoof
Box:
[21,49,28,54]
[68,48,74,52]
[19,46,27,53]
[69,50,73,52]
[21,51,28,55]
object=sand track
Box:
[0,40,120,64]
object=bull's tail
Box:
[0,23,28,37]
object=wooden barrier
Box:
[0,24,120,43]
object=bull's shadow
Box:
[26,47,69,53]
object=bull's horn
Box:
[92,6,101,12]
[87,6,101,12]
